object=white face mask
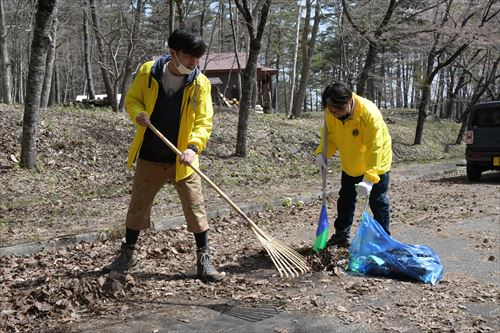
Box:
[174,54,195,75]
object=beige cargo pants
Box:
[125,158,209,233]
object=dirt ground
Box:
[1,167,499,332]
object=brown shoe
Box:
[102,243,138,273]
[196,247,224,282]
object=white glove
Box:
[315,154,327,169]
[355,180,373,197]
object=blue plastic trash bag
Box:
[349,211,444,285]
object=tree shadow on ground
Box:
[221,246,316,277]
[220,249,276,275]
[133,271,191,282]
[94,251,282,283]
[392,140,414,147]
[84,245,315,283]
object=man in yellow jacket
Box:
[102,28,223,282]
[315,83,392,248]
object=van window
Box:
[470,108,500,128]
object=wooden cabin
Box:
[200,52,278,112]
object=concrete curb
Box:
[0,192,322,257]
[151,191,321,232]
[0,159,465,257]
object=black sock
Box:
[194,230,208,249]
[126,228,140,245]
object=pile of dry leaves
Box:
[1,200,498,332]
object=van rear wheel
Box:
[466,162,482,181]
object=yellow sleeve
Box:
[125,62,151,125]
[188,79,213,153]
[362,108,385,184]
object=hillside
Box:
[0,104,465,247]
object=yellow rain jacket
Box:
[125,59,213,182]
[315,93,392,184]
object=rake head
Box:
[148,123,310,277]
[251,225,310,278]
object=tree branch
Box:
[430,42,469,79]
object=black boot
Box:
[327,234,350,248]
[102,243,138,273]
[196,247,224,282]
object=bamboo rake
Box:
[148,124,310,278]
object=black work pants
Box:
[334,171,391,239]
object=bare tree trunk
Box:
[21,0,57,169]
[308,85,313,111]
[414,74,432,145]
[228,0,242,100]
[0,0,12,104]
[234,0,272,157]
[17,59,24,104]
[281,65,287,113]
[174,0,184,28]
[337,5,345,82]
[444,67,454,118]
[251,77,257,108]
[287,4,301,117]
[433,69,444,116]
[274,52,280,112]
[82,1,95,100]
[199,0,207,36]
[291,0,321,119]
[219,0,224,52]
[402,58,411,108]
[386,59,394,108]
[168,0,174,35]
[378,54,386,108]
[118,0,144,112]
[395,54,402,108]
[40,4,57,109]
[49,63,58,105]
[89,0,117,112]
[263,77,272,113]
[342,0,398,98]
[358,43,377,99]
[411,59,420,109]
[202,2,218,72]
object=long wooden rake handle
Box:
[148,124,310,277]
[148,124,263,234]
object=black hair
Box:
[168,27,206,58]
[322,83,353,108]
